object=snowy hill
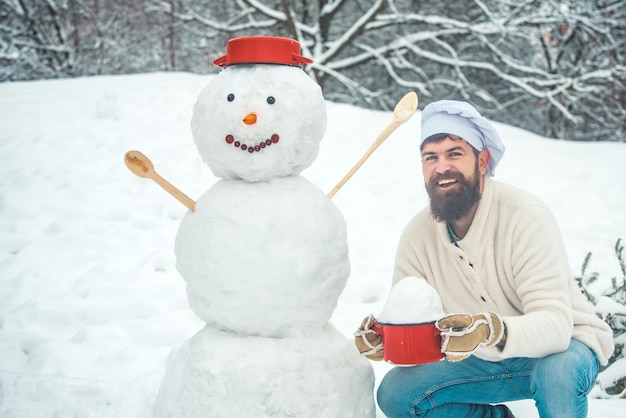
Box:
[0,72,625,417]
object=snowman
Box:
[149,36,376,417]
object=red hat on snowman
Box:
[213,36,313,68]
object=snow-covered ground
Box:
[0,72,624,417]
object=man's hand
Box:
[354,315,383,361]
[435,312,504,362]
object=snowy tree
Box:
[0,0,76,79]
[1,0,624,141]
[150,0,625,141]
[576,239,626,397]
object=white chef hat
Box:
[420,100,505,177]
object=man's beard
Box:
[426,164,481,224]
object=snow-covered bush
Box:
[575,238,626,398]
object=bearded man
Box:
[355,100,613,418]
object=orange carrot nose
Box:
[243,113,257,125]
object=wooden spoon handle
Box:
[150,171,196,212]
[327,121,399,199]
[327,92,417,199]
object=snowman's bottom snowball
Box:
[153,324,376,418]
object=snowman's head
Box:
[191,64,327,182]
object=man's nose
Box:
[434,159,452,173]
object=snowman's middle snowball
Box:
[174,177,350,337]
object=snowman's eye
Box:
[227,93,235,102]
[266,96,276,105]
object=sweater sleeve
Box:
[498,204,574,359]
[393,233,422,285]
[391,210,433,285]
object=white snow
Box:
[1,72,625,417]
[378,277,445,324]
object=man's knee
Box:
[377,368,418,417]
[531,339,598,395]
[377,372,404,417]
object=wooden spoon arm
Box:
[327,121,399,199]
[370,120,400,151]
[151,172,196,212]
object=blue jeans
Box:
[377,339,599,418]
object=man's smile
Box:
[437,178,458,189]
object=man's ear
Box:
[478,149,490,175]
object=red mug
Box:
[371,321,444,365]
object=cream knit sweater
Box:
[393,177,614,365]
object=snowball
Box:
[154,324,376,418]
[175,176,350,336]
[95,91,119,120]
[395,109,412,120]
[378,277,445,324]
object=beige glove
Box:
[354,315,383,361]
[435,312,504,362]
